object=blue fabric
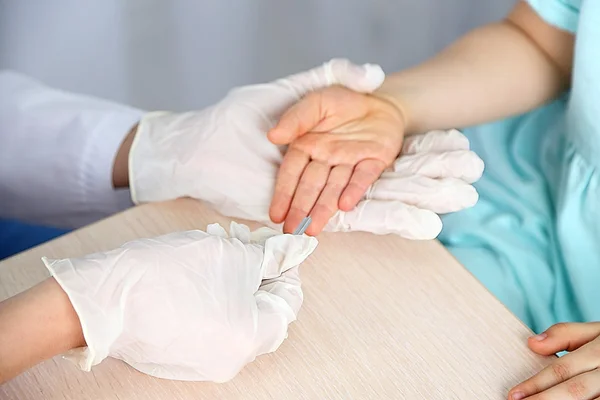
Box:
[0,219,69,260]
[527,0,581,33]
[440,0,600,333]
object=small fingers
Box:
[282,161,331,234]
[305,165,353,236]
[339,159,387,211]
[508,368,600,400]
[270,148,310,224]
[509,346,600,398]
[508,323,600,399]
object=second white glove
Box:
[324,129,484,239]
[43,223,317,382]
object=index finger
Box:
[269,148,310,224]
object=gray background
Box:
[0,0,516,110]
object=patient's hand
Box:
[508,322,600,400]
[267,86,406,234]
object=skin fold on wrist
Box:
[371,89,412,136]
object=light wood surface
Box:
[0,199,552,400]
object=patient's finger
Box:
[306,165,353,235]
[270,148,310,223]
[339,159,386,211]
[282,161,331,234]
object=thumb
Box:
[260,234,318,280]
[528,322,600,355]
[252,266,304,357]
[252,236,316,357]
[282,58,385,96]
[267,59,385,145]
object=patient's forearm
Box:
[0,278,84,384]
[377,2,574,134]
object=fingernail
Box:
[530,332,547,341]
[511,391,526,400]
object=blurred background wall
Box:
[0,0,516,111]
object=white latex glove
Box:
[324,129,485,239]
[42,222,317,382]
[130,58,385,222]
[129,59,483,239]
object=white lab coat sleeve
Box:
[0,70,144,228]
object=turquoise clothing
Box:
[439,0,600,333]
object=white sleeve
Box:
[0,71,144,228]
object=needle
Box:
[292,216,312,235]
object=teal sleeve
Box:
[526,0,581,33]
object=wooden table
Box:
[0,199,552,400]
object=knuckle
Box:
[551,362,571,382]
[590,344,600,359]
[299,174,327,193]
[329,167,352,183]
[566,379,588,399]
[312,203,337,217]
[324,180,347,196]
[346,182,369,195]
[301,182,324,196]
[290,196,316,214]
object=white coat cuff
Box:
[80,111,143,217]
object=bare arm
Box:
[0,279,84,383]
[377,1,575,134]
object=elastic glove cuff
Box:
[129,111,179,204]
[42,256,120,371]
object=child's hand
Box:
[267,86,406,234]
[508,322,600,400]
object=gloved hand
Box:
[129,58,385,224]
[322,129,484,239]
[42,222,317,382]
